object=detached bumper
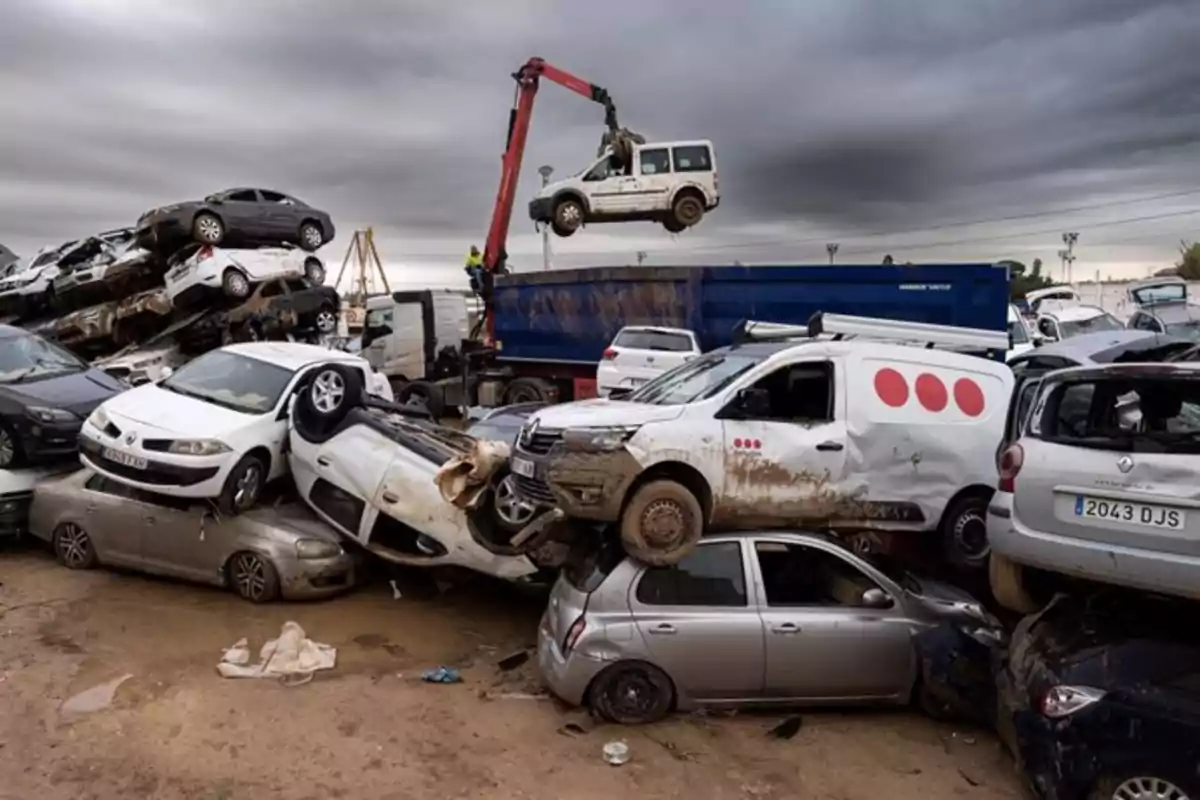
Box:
[529,197,554,223]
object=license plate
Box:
[629,378,647,386]
[102,447,147,470]
[511,457,535,479]
[1074,495,1185,530]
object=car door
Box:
[78,473,151,566]
[135,491,220,582]
[627,540,766,701]
[632,146,674,211]
[579,156,630,214]
[259,189,299,238]
[749,539,916,700]
[717,358,851,523]
[301,421,395,543]
[220,189,267,236]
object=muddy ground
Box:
[0,546,1024,800]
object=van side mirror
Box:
[861,588,892,608]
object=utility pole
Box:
[538,165,554,271]
[826,243,839,264]
[1061,231,1079,283]
[636,250,647,267]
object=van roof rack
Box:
[733,312,1009,353]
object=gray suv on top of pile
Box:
[989,362,1200,612]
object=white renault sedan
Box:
[79,342,392,515]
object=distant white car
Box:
[596,325,700,397]
[51,229,155,307]
[1035,303,1122,343]
[0,242,75,317]
[164,243,326,309]
[530,139,720,236]
[79,342,392,515]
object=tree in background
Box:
[1177,241,1200,280]
[1000,256,1053,299]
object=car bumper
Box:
[276,553,359,600]
[11,416,85,462]
[536,613,607,707]
[529,197,554,223]
[79,433,226,496]
[988,496,1200,601]
[510,445,639,523]
[0,490,35,538]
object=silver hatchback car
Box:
[989,363,1200,612]
[538,531,998,724]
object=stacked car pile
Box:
[0,188,341,387]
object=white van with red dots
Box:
[508,313,1014,570]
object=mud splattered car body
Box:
[53,287,174,355]
[511,331,1012,567]
[177,278,340,351]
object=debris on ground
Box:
[496,650,530,671]
[767,716,804,740]
[433,439,511,508]
[421,666,463,684]
[602,740,631,766]
[61,673,134,716]
[216,622,335,685]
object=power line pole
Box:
[636,250,647,267]
[538,165,554,271]
[1061,231,1078,283]
[826,243,839,264]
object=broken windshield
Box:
[1059,313,1122,338]
[626,352,761,406]
[0,331,88,384]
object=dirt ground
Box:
[0,545,1024,800]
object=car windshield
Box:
[614,329,694,352]
[1134,285,1187,305]
[30,248,62,268]
[0,331,89,384]
[626,352,762,406]
[1059,313,1122,338]
[1008,319,1030,345]
[159,350,295,414]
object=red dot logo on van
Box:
[734,438,744,448]
[752,439,762,449]
[915,373,948,412]
[874,368,909,407]
[954,378,985,417]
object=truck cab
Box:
[529,139,719,237]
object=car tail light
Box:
[713,171,720,190]
[998,443,1024,493]
[602,348,617,360]
[197,246,213,262]
[1041,685,1105,718]
[562,616,586,655]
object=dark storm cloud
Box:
[0,0,1198,269]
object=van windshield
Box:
[626,352,761,406]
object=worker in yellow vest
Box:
[464,245,483,294]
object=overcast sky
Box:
[3,0,1198,289]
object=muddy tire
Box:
[303,257,326,284]
[396,380,444,418]
[227,551,281,603]
[914,680,957,721]
[1089,775,1197,800]
[299,221,324,252]
[588,661,674,725]
[53,522,98,570]
[0,421,24,469]
[217,454,267,516]
[503,377,555,405]
[941,494,991,571]
[619,479,704,566]
[551,197,584,237]
[314,305,338,333]
[988,552,1038,614]
[221,268,251,300]
[671,193,705,228]
[193,212,225,245]
[662,217,686,234]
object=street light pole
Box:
[1061,231,1079,283]
[538,165,554,271]
[826,243,839,264]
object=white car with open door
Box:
[286,362,563,582]
[164,243,326,309]
[79,342,392,515]
[596,326,700,398]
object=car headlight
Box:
[27,406,78,424]
[1041,685,1106,718]
[86,407,109,429]
[295,539,342,559]
[166,439,231,456]
[568,426,641,451]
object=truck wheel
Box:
[941,494,990,571]
[988,553,1038,614]
[503,377,555,405]
[551,198,584,237]
[619,480,704,566]
[397,381,444,418]
[672,194,705,228]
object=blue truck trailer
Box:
[463,262,1010,406]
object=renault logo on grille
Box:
[1117,455,1134,473]
[520,419,539,448]
[124,432,137,445]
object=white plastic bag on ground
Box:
[434,439,511,509]
[217,622,335,685]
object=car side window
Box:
[638,148,671,176]
[227,190,258,202]
[754,542,889,608]
[260,190,287,203]
[671,145,712,173]
[635,542,746,607]
[740,361,834,423]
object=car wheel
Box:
[619,479,704,566]
[672,194,705,228]
[396,381,444,418]
[588,661,674,725]
[988,552,1038,614]
[503,377,555,405]
[303,257,326,284]
[551,198,584,237]
[192,212,225,245]
[53,522,98,570]
[299,222,324,252]
[221,268,251,299]
[314,306,338,333]
[0,421,24,469]
[662,217,686,234]
[1090,776,1196,800]
[941,494,990,571]
[228,551,281,603]
[493,472,537,532]
[217,454,267,516]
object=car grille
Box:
[513,474,556,506]
[88,451,217,487]
[518,429,563,456]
